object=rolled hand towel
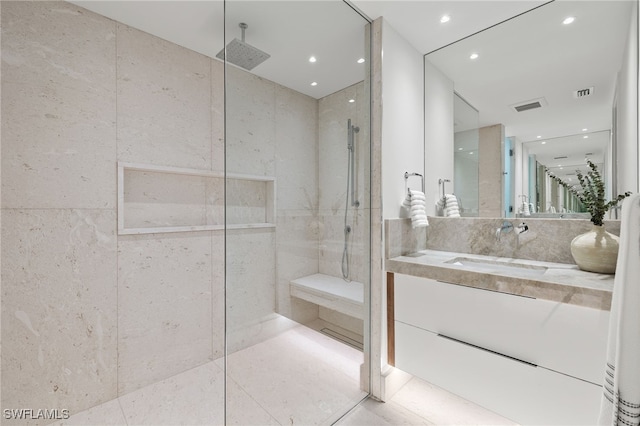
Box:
[402,193,411,209]
[444,194,460,217]
[408,189,428,228]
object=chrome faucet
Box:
[516,222,528,234]
[495,221,514,241]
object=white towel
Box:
[407,189,428,228]
[435,197,445,216]
[522,202,530,216]
[402,195,411,209]
[444,194,460,218]
[598,193,640,425]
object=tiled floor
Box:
[53,319,515,426]
[336,378,517,426]
[53,320,366,426]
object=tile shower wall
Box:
[1,1,329,419]
[114,25,217,397]
[317,82,368,334]
[318,82,368,286]
[274,82,320,322]
[1,2,119,420]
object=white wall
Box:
[616,0,639,194]
[378,18,424,391]
[424,59,454,216]
[381,20,425,219]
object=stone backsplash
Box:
[386,217,621,265]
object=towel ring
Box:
[438,178,451,199]
[405,172,424,193]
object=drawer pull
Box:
[435,280,536,299]
[437,333,538,368]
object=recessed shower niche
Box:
[118,162,276,235]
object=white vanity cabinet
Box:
[393,273,610,425]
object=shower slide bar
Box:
[348,119,360,207]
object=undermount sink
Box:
[445,257,548,276]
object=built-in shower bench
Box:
[290,274,364,320]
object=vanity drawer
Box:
[395,321,602,425]
[394,273,609,384]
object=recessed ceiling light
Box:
[541,141,547,144]
[470,53,479,60]
[310,82,318,86]
[458,147,463,151]
[348,99,355,103]
[357,58,365,64]
[563,16,575,25]
[440,15,450,23]
[583,135,589,139]
[469,152,474,155]
[582,128,588,131]
[309,56,317,63]
[537,135,542,139]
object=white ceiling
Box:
[70,0,552,99]
[71,1,367,99]
[71,0,634,167]
[353,0,548,54]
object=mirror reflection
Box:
[521,130,609,217]
[425,0,635,217]
[453,93,479,216]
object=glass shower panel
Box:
[223,1,371,424]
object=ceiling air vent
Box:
[553,156,568,160]
[574,86,594,98]
[511,97,547,113]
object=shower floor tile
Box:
[221,322,366,425]
[53,320,364,426]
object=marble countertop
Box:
[386,249,614,310]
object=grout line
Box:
[114,20,120,400]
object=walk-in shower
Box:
[342,118,360,281]
[0,1,370,425]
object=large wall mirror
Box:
[426,0,637,218]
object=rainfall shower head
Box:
[216,23,270,71]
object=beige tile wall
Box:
[318,82,369,285]
[1,2,120,420]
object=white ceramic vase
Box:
[570,225,619,274]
